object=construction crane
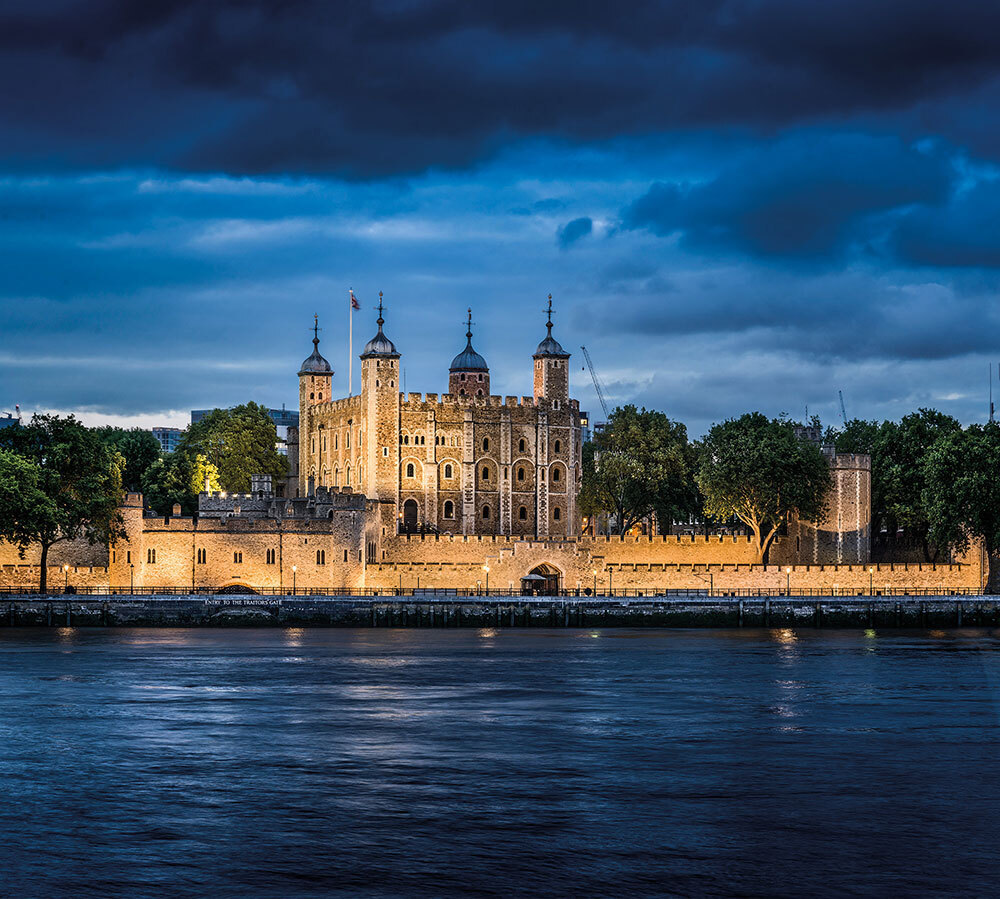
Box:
[581,345,610,420]
[839,390,848,425]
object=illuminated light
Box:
[785,567,791,574]
[864,629,876,639]
[775,628,796,644]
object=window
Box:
[266,549,275,565]
[318,393,322,400]
[478,373,483,381]
[482,505,491,520]
[316,549,326,565]
[482,437,489,451]
[519,506,527,520]
[554,507,561,521]
[126,551,131,564]
[517,467,525,481]
[147,549,156,564]
[234,552,243,564]
[554,440,561,452]
[519,438,526,452]
[403,435,409,445]
[344,549,348,562]
[197,548,206,564]
[444,463,453,478]
[335,434,338,450]
[481,466,489,481]
[346,430,350,449]
[444,500,454,518]
[552,467,560,482]
[459,389,465,395]
[334,468,340,486]
[406,463,415,478]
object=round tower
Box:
[533,295,571,402]
[449,308,490,397]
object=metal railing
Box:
[0,585,984,598]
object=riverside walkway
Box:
[0,594,995,628]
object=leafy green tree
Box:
[0,415,125,593]
[880,409,961,561]
[697,413,831,563]
[95,427,163,493]
[142,452,220,516]
[923,423,1000,592]
[580,405,693,535]
[178,402,286,492]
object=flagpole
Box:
[349,290,353,396]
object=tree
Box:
[0,415,125,593]
[579,405,692,535]
[95,427,163,493]
[923,423,1000,592]
[697,413,831,564]
[178,402,286,492]
[880,409,961,561]
[142,452,220,517]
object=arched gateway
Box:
[521,564,561,596]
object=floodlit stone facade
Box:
[298,296,582,539]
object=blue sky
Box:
[3,1,1000,435]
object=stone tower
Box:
[533,295,571,403]
[360,293,401,512]
[449,309,490,396]
[298,315,332,494]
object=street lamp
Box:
[592,569,597,596]
[869,567,874,596]
[482,565,489,594]
[292,565,297,595]
[785,566,791,596]
[63,564,69,592]
[609,568,613,596]
[129,563,134,593]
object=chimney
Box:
[307,475,315,497]
[172,503,182,516]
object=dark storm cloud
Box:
[3,1,1000,175]
[621,135,953,261]
[557,217,592,249]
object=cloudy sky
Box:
[3,0,1000,435]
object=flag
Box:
[350,289,360,310]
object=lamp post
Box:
[129,563,134,593]
[476,580,481,596]
[785,567,791,596]
[609,568,613,596]
[482,565,489,594]
[63,564,69,593]
[292,565,297,595]
[592,569,597,596]
[869,567,874,596]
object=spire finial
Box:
[465,307,473,341]
[377,291,384,329]
[312,313,321,347]
[545,294,554,336]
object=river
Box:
[1,627,998,897]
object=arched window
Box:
[519,506,527,520]
[554,439,561,452]
[345,464,351,485]
[403,435,409,445]
[554,507,561,521]
[334,468,340,486]
[482,505,491,520]
[444,464,453,479]
[552,467,560,482]
[482,466,489,481]
[459,389,465,395]
[482,437,489,451]
[519,438,525,452]
[444,500,454,519]
[476,390,483,397]
[517,467,525,481]
[406,463,415,478]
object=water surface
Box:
[2,627,999,897]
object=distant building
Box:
[0,411,19,431]
[151,427,182,453]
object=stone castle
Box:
[298,296,581,540]
[0,297,983,595]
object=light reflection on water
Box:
[1,627,999,898]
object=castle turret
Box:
[298,315,333,496]
[360,292,401,509]
[449,308,490,397]
[533,295,570,403]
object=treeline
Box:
[582,405,1000,591]
[0,403,286,592]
